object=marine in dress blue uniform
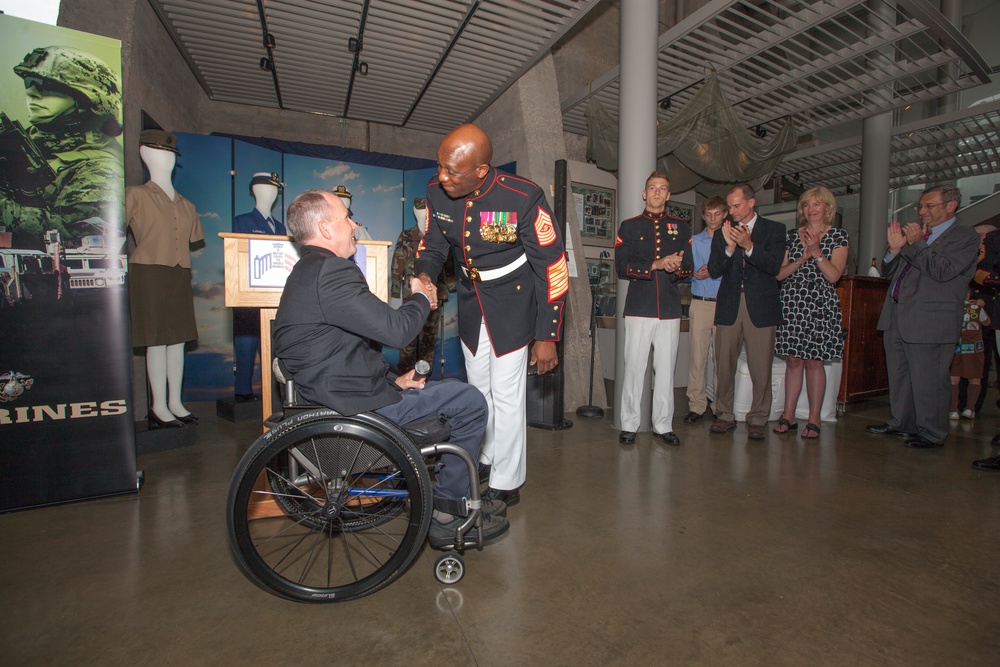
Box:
[614,173,692,444]
[414,124,568,500]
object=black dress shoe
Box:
[866,423,909,436]
[483,486,520,508]
[654,431,681,445]
[176,414,199,425]
[904,436,943,449]
[147,413,184,430]
[682,411,703,424]
[235,393,259,403]
[619,431,636,444]
[972,455,1000,472]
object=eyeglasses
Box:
[916,202,944,211]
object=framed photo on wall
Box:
[572,182,616,247]
[667,202,693,224]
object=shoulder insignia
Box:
[534,208,556,246]
[615,235,623,248]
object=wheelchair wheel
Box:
[227,409,433,603]
[434,552,465,585]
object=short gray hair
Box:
[286,189,332,242]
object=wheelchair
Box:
[225,360,491,603]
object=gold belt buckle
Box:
[468,267,481,282]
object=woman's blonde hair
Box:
[797,186,836,228]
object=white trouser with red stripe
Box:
[462,317,529,490]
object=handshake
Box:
[410,275,438,310]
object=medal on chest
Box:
[480,211,518,244]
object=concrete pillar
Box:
[858,112,892,271]
[613,0,659,429]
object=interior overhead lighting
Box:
[357,62,369,76]
[259,57,272,71]
[658,97,671,110]
[755,125,767,138]
[348,37,362,53]
[264,33,276,49]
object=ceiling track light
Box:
[348,37,362,53]
[658,96,671,110]
[755,125,767,138]
[259,57,272,71]
[264,33,276,49]
[356,62,369,76]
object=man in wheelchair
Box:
[272,189,509,547]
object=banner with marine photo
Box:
[0,15,134,511]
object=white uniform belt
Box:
[462,253,527,282]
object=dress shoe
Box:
[991,433,1000,447]
[903,435,943,449]
[972,455,1000,472]
[709,419,736,434]
[176,414,199,425]
[234,393,259,403]
[654,431,681,445]
[429,511,509,548]
[483,486,520,508]
[747,424,766,440]
[866,423,910,436]
[147,412,184,430]
[619,430,636,444]
[682,411,703,424]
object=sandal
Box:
[801,423,821,439]
[772,417,797,434]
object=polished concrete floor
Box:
[2,393,999,666]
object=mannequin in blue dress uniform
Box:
[231,172,285,401]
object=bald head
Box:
[436,124,493,199]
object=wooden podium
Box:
[836,275,890,406]
[219,233,392,427]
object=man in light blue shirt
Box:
[684,196,725,422]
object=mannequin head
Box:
[413,197,427,234]
[139,129,180,196]
[249,172,282,216]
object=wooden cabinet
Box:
[836,275,890,406]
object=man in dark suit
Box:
[272,189,508,547]
[867,185,980,448]
[707,183,785,440]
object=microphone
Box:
[413,360,431,380]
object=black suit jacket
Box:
[273,245,430,416]
[707,215,785,327]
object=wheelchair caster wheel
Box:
[434,553,465,585]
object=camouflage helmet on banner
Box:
[14,46,121,119]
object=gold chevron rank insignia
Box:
[547,256,569,300]
[534,208,556,246]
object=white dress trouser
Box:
[620,316,680,434]
[462,318,529,490]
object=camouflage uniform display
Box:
[0,46,124,246]
[391,224,454,374]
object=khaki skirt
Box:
[129,263,198,347]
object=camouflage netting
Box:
[585,75,797,197]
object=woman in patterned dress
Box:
[772,186,849,438]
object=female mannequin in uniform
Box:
[126,130,204,429]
